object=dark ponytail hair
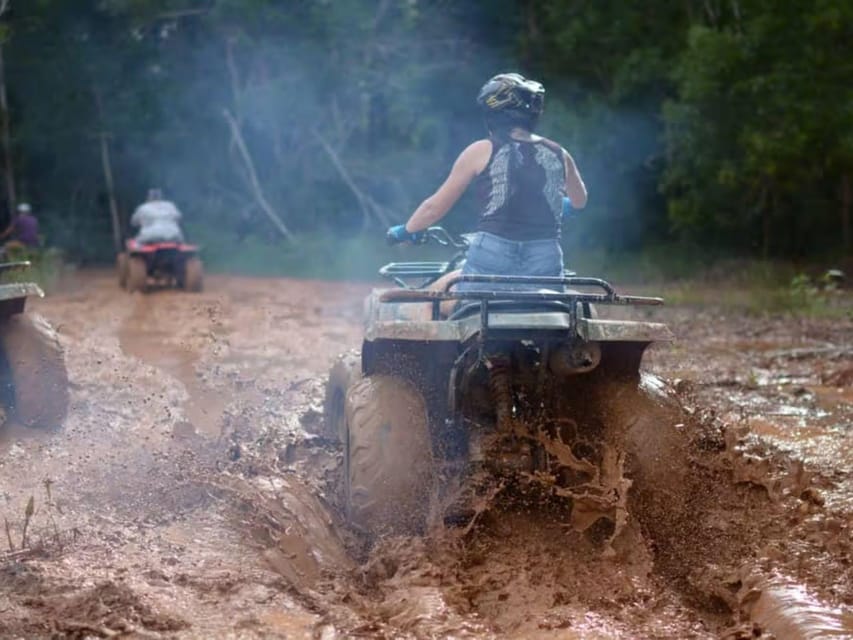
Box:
[484,111,538,141]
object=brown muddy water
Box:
[0,270,850,639]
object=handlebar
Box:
[386,225,468,249]
[424,227,468,249]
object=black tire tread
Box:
[127,256,148,293]
[0,313,69,428]
[183,257,203,292]
[321,349,361,442]
[116,253,129,289]
[344,375,433,536]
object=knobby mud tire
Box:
[605,373,692,550]
[116,253,129,289]
[182,257,203,292]
[126,256,148,293]
[620,373,690,494]
[321,349,361,443]
[0,313,69,428]
[344,375,434,537]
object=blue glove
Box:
[561,196,573,219]
[386,224,425,245]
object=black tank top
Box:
[473,136,567,241]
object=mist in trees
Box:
[0,0,849,264]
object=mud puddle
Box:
[117,292,231,437]
[220,377,842,639]
[0,271,850,638]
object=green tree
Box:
[663,0,853,256]
[0,0,849,265]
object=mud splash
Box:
[205,322,852,638]
[1,271,849,638]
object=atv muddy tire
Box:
[182,257,203,292]
[618,374,689,488]
[322,349,361,443]
[116,253,129,289]
[344,375,433,537]
[0,313,69,428]
[126,256,148,293]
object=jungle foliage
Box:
[0,0,850,264]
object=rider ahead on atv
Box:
[387,72,587,307]
[131,188,185,244]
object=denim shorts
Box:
[456,231,563,292]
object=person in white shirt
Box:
[130,188,185,244]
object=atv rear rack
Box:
[379,274,663,337]
[0,261,32,273]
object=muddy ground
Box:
[0,270,850,639]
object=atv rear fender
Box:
[360,278,672,384]
[362,273,672,346]
[0,262,43,318]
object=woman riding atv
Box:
[387,72,587,313]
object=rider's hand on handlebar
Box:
[386,224,425,245]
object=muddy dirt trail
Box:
[0,270,851,639]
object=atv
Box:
[0,261,69,429]
[324,228,676,546]
[117,239,203,293]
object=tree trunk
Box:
[0,44,16,219]
[521,0,540,67]
[755,182,770,259]
[98,133,122,253]
[842,173,851,254]
[762,184,773,259]
[223,109,294,242]
[92,86,122,253]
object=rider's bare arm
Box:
[564,151,587,208]
[405,140,491,233]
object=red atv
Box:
[116,239,203,293]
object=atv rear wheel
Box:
[116,253,129,289]
[126,256,148,293]
[344,375,433,537]
[182,257,203,292]
[321,349,362,443]
[0,313,69,428]
[618,373,690,512]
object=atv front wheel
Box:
[182,257,203,292]
[344,375,433,537]
[126,256,148,293]
[0,313,69,428]
[116,253,129,289]
[322,349,361,443]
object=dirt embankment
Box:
[0,270,850,639]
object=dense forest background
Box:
[0,0,851,268]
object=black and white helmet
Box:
[476,73,545,123]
